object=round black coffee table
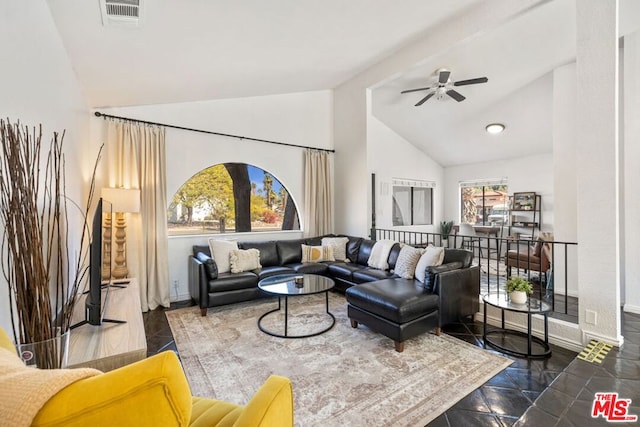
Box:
[257,274,335,338]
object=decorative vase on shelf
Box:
[509,290,528,305]
[16,328,70,369]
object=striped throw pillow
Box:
[301,244,335,263]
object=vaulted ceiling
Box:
[46,0,640,166]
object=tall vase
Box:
[16,328,70,369]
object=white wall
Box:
[0,1,90,336]
[623,30,640,314]
[333,2,542,237]
[95,90,333,301]
[575,1,621,345]
[443,154,554,229]
[367,110,444,232]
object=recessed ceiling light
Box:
[486,123,505,134]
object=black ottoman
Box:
[345,278,440,352]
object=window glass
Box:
[168,163,299,235]
[460,183,508,225]
[392,184,433,226]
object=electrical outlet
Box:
[586,309,597,325]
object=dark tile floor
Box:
[142,299,639,427]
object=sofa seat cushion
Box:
[257,266,296,280]
[288,262,329,275]
[208,272,258,292]
[345,279,438,324]
[327,262,365,282]
[352,268,398,283]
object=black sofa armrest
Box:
[188,255,210,315]
[434,264,480,325]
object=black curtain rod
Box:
[94,111,335,153]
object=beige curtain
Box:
[107,120,169,311]
[303,149,333,237]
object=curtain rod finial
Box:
[94,111,102,117]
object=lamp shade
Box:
[101,188,141,213]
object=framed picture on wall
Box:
[512,192,536,211]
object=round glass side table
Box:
[482,293,552,358]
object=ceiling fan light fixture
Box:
[486,123,505,134]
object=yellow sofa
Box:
[0,328,293,426]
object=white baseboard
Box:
[475,310,584,353]
[582,330,624,348]
[623,304,640,315]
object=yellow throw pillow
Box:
[301,244,335,263]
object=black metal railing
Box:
[371,227,578,323]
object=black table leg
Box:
[483,300,487,348]
[284,296,288,337]
[527,312,532,356]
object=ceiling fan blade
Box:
[446,89,466,102]
[453,77,488,86]
[438,70,451,84]
[415,92,435,106]
[401,86,434,94]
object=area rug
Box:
[166,293,511,426]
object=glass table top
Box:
[483,293,552,314]
[258,274,335,296]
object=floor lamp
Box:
[101,187,140,284]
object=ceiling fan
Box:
[401,69,488,106]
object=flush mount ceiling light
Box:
[485,123,505,134]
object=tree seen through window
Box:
[168,163,299,235]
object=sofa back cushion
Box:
[277,239,305,265]
[305,236,324,246]
[345,237,363,263]
[192,245,211,257]
[357,240,376,265]
[239,241,278,267]
[442,248,473,268]
[387,244,403,270]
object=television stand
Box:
[68,279,146,371]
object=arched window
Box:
[168,163,300,235]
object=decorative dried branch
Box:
[0,118,102,368]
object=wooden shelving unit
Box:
[508,194,541,239]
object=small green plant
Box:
[505,276,533,294]
[440,220,454,239]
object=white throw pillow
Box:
[415,245,445,283]
[229,248,261,273]
[208,239,238,274]
[393,245,424,279]
[301,244,335,263]
[321,237,349,261]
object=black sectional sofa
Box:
[188,236,480,329]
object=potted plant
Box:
[505,276,533,304]
[440,220,454,247]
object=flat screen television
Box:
[71,198,125,328]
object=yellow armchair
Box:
[0,328,293,426]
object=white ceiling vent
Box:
[100,0,144,27]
